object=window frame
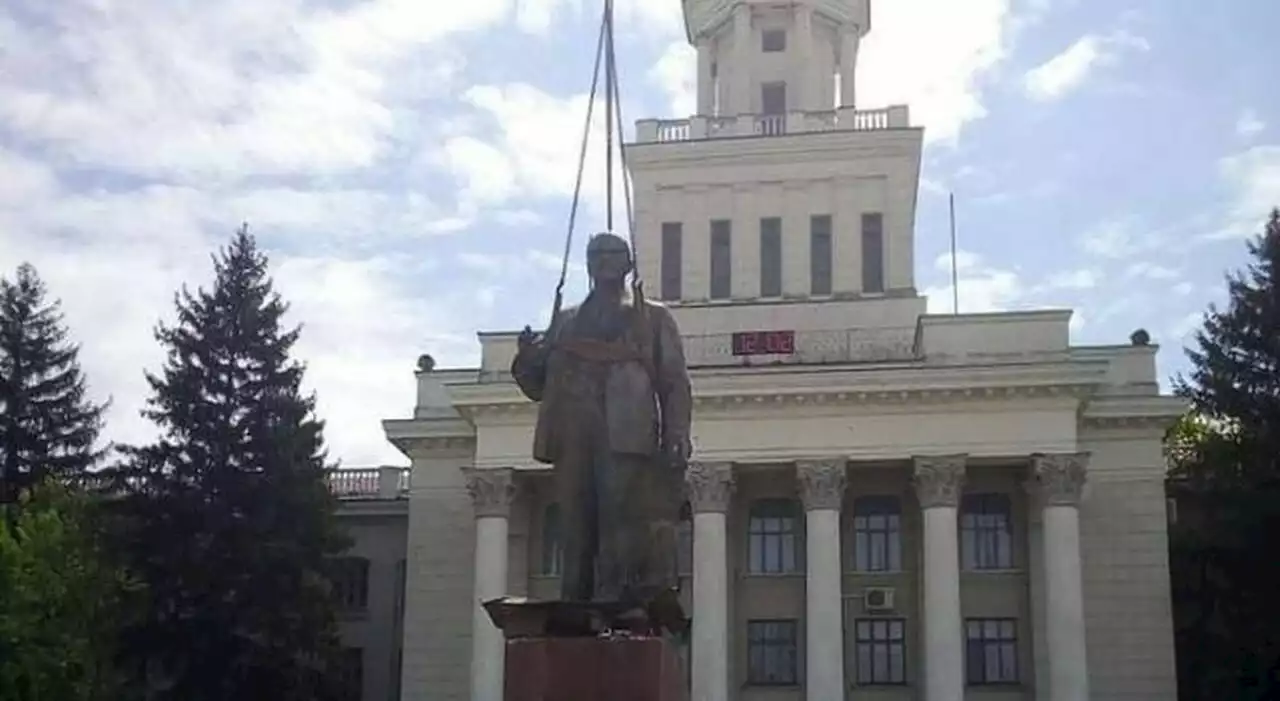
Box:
[747,498,804,574]
[661,222,683,301]
[809,214,833,296]
[710,219,733,300]
[761,28,787,53]
[965,618,1020,685]
[860,212,885,294]
[960,493,1015,571]
[853,617,908,686]
[851,496,903,573]
[329,556,370,613]
[541,503,564,576]
[759,216,782,298]
[746,619,800,686]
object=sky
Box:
[1,0,1277,467]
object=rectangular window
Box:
[861,212,884,293]
[852,496,902,572]
[761,82,786,115]
[965,618,1019,684]
[810,215,832,296]
[960,493,1014,570]
[759,217,782,297]
[338,647,363,701]
[748,499,804,574]
[661,222,683,301]
[854,618,907,685]
[710,219,732,300]
[329,557,370,612]
[762,29,786,52]
[747,619,799,685]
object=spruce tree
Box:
[111,225,349,701]
[0,263,107,502]
[1172,208,1280,699]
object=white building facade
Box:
[384,1,1183,700]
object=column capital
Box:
[912,455,967,509]
[686,461,736,513]
[1028,452,1089,506]
[462,467,516,518]
[796,458,847,511]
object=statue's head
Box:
[585,231,632,284]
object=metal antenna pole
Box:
[604,0,615,232]
[949,192,959,315]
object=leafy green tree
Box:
[108,225,350,701]
[0,480,138,701]
[1171,208,1280,699]
[0,263,107,502]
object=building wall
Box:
[335,514,409,701]
[399,446,476,701]
[1078,426,1178,700]
[628,129,923,303]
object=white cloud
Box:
[1236,109,1266,139]
[923,250,1024,314]
[0,152,476,466]
[649,41,697,118]
[1124,262,1179,281]
[638,0,1047,144]
[0,0,502,181]
[1211,145,1280,240]
[1045,269,1099,290]
[856,0,1023,144]
[1023,30,1149,102]
[441,83,636,233]
[1078,217,1165,259]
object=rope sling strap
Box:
[549,0,659,388]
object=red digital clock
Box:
[731,330,796,356]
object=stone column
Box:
[793,4,814,111]
[686,461,735,701]
[463,467,516,701]
[1029,453,1090,701]
[696,39,714,115]
[797,458,847,701]
[839,27,860,108]
[912,455,967,701]
[731,2,752,115]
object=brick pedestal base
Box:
[504,636,687,701]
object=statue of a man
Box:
[512,232,692,613]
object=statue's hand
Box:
[517,325,541,350]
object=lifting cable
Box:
[551,0,639,323]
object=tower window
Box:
[861,212,884,294]
[759,217,782,298]
[710,219,732,300]
[661,222,683,301]
[761,82,787,115]
[762,29,786,53]
[810,215,832,296]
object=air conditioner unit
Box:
[863,587,896,612]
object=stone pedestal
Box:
[505,636,687,701]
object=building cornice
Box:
[1080,395,1187,432]
[627,128,923,171]
[382,417,476,457]
[450,359,1109,420]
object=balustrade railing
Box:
[640,105,909,144]
[326,467,410,500]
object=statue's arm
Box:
[511,316,562,402]
[653,306,692,449]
